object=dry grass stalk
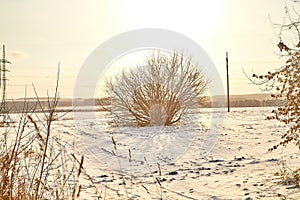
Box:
[142,156,164,199]
[70,153,102,198]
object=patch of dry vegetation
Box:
[0,67,102,199]
[275,161,300,187]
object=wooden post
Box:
[226,52,230,112]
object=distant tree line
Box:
[97,97,285,108]
[5,96,285,113]
[228,99,286,108]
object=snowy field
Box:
[6,106,300,199]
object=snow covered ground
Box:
[8,107,300,199]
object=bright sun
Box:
[120,0,223,38]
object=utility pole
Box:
[226,52,230,112]
[0,45,11,121]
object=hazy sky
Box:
[0,0,293,98]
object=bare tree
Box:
[106,51,208,127]
[250,2,300,151]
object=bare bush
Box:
[106,51,208,127]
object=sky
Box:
[0,0,294,98]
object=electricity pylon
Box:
[0,45,11,122]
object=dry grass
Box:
[275,160,300,187]
[0,66,102,200]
